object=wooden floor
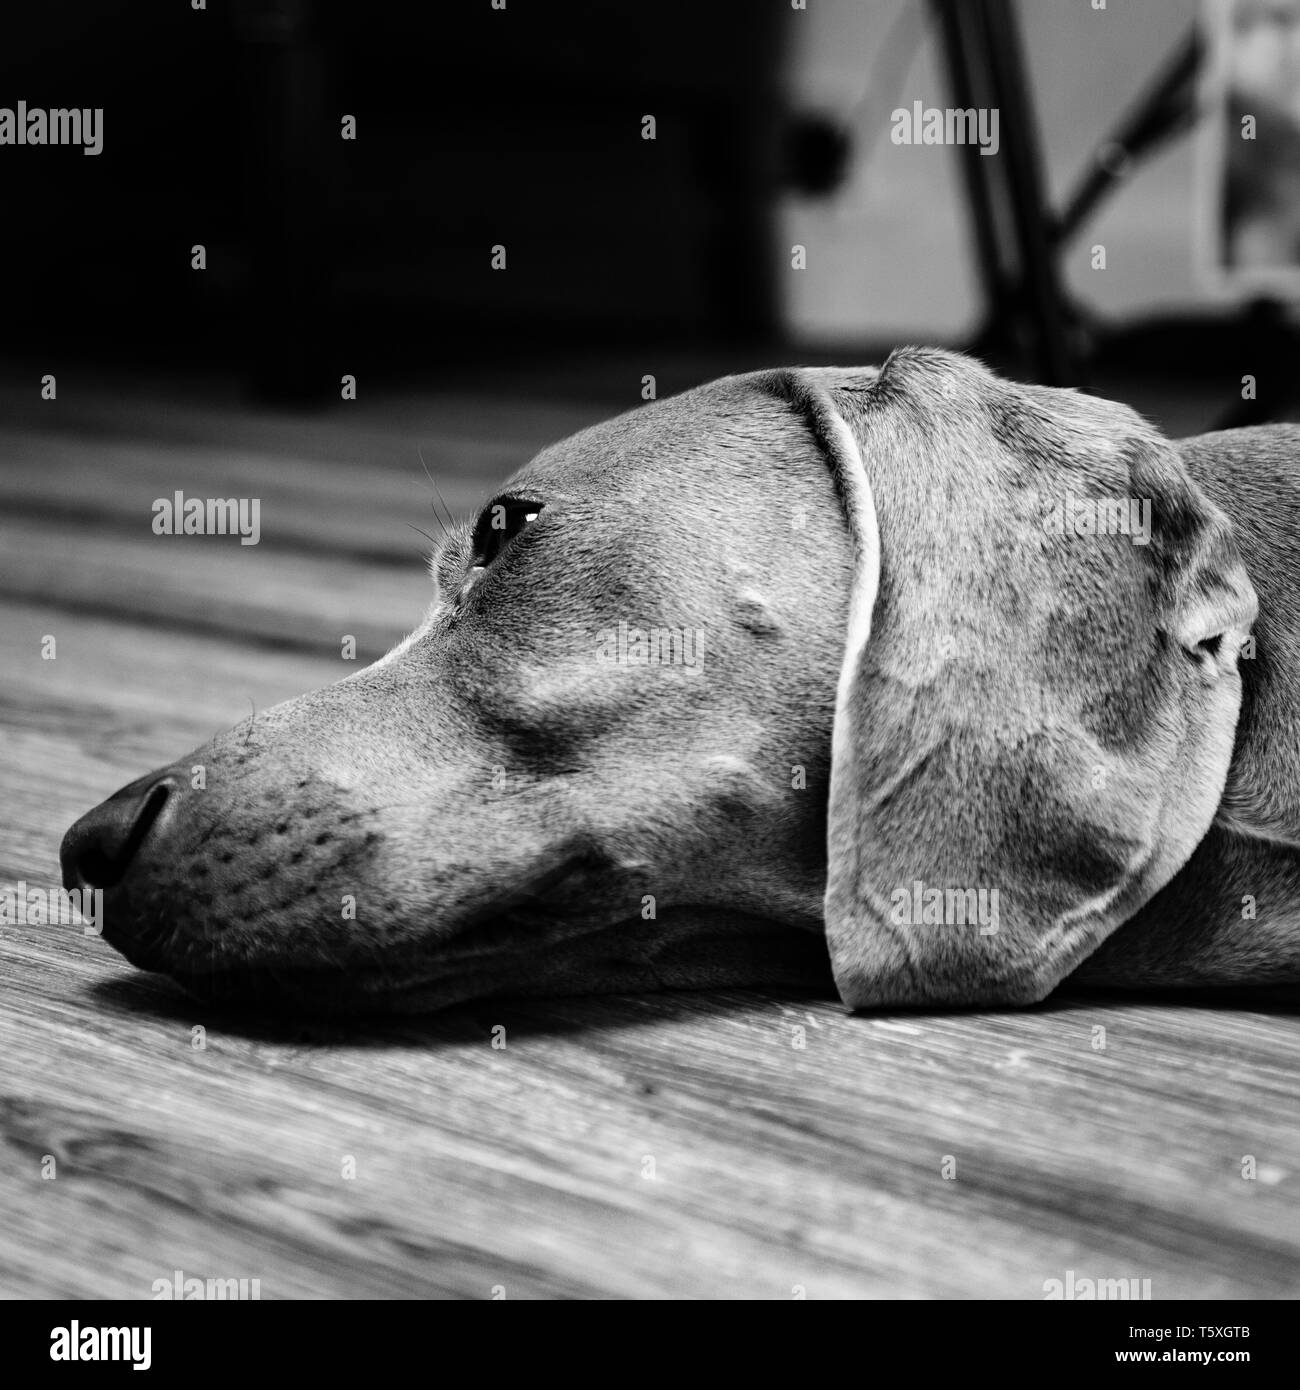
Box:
[1,365,1298,1300]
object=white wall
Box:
[778,0,1213,344]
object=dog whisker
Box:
[417,445,459,535]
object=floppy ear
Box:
[769,349,1259,1008]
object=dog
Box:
[60,348,1300,1014]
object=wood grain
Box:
[1,380,1298,1300]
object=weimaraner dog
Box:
[61,348,1300,1014]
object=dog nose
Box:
[60,772,177,894]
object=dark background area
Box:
[3,0,1299,416]
[2,0,805,398]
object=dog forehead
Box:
[509,374,824,496]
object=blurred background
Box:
[4,0,1300,416]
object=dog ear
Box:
[768,349,1258,1007]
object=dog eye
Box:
[469,498,543,570]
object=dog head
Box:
[61,349,1256,1013]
